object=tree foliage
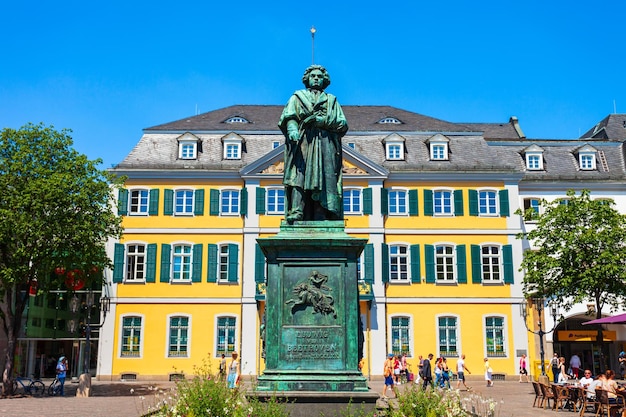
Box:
[517,189,626,316]
[0,123,123,394]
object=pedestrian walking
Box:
[382,353,397,398]
[484,357,493,387]
[456,354,472,390]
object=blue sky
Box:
[2,1,625,168]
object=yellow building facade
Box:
[98,105,534,381]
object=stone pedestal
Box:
[256,221,369,393]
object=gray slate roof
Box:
[580,114,626,141]
[113,106,626,182]
[145,105,521,138]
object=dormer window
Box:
[523,144,544,171]
[221,133,245,160]
[383,133,405,161]
[177,133,200,160]
[378,117,402,125]
[577,144,597,171]
[427,134,450,161]
[224,116,249,124]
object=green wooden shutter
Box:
[381,188,389,216]
[408,189,419,216]
[207,244,218,283]
[118,189,128,215]
[160,244,171,283]
[381,243,389,283]
[227,244,239,283]
[503,244,514,283]
[163,189,174,216]
[148,189,159,215]
[469,189,479,216]
[255,244,266,283]
[456,244,467,283]
[256,187,266,215]
[194,189,205,215]
[425,244,435,283]
[192,244,203,282]
[145,244,157,283]
[240,188,248,216]
[410,244,421,283]
[362,188,372,215]
[423,190,433,216]
[454,190,464,216]
[113,243,125,283]
[209,189,220,216]
[471,244,482,283]
[364,243,374,283]
[499,190,510,217]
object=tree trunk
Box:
[1,284,26,396]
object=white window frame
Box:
[526,153,543,170]
[266,188,285,215]
[437,315,459,357]
[343,188,362,215]
[174,189,194,215]
[522,197,542,221]
[430,143,447,160]
[386,143,403,160]
[119,314,144,358]
[220,189,240,215]
[478,189,498,216]
[125,243,146,282]
[225,116,249,124]
[178,140,197,160]
[171,243,193,282]
[218,243,236,282]
[167,314,190,358]
[378,117,402,124]
[388,189,408,215]
[579,153,596,170]
[222,137,242,160]
[388,244,409,282]
[389,315,413,356]
[128,189,149,215]
[433,189,453,216]
[435,244,456,282]
[481,244,502,283]
[484,315,507,358]
[215,315,239,356]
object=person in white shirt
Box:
[579,369,598,398]
[456,354,471,390]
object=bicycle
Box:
[48,377,63,396]
[12,375,45,397]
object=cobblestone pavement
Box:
[0,378,581,417]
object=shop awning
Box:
[583,312,626,325]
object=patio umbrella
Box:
[583,312,626,325]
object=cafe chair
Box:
[553,383,572,411]
[531,381,544,407]
[594,388,621,417]
[540,382,555,409]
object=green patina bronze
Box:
[279,65,348,223]
[256,221,368,392]
[256,67,370,397]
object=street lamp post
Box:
[520,297,559,384]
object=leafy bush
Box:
[142,358,289,417]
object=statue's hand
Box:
[288,130,300,142]
[314,115,325,127]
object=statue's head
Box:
[302,65,331,90]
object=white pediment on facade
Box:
[240,144,389,178]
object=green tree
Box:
[0,123,123,394]
[517,189,626,369]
